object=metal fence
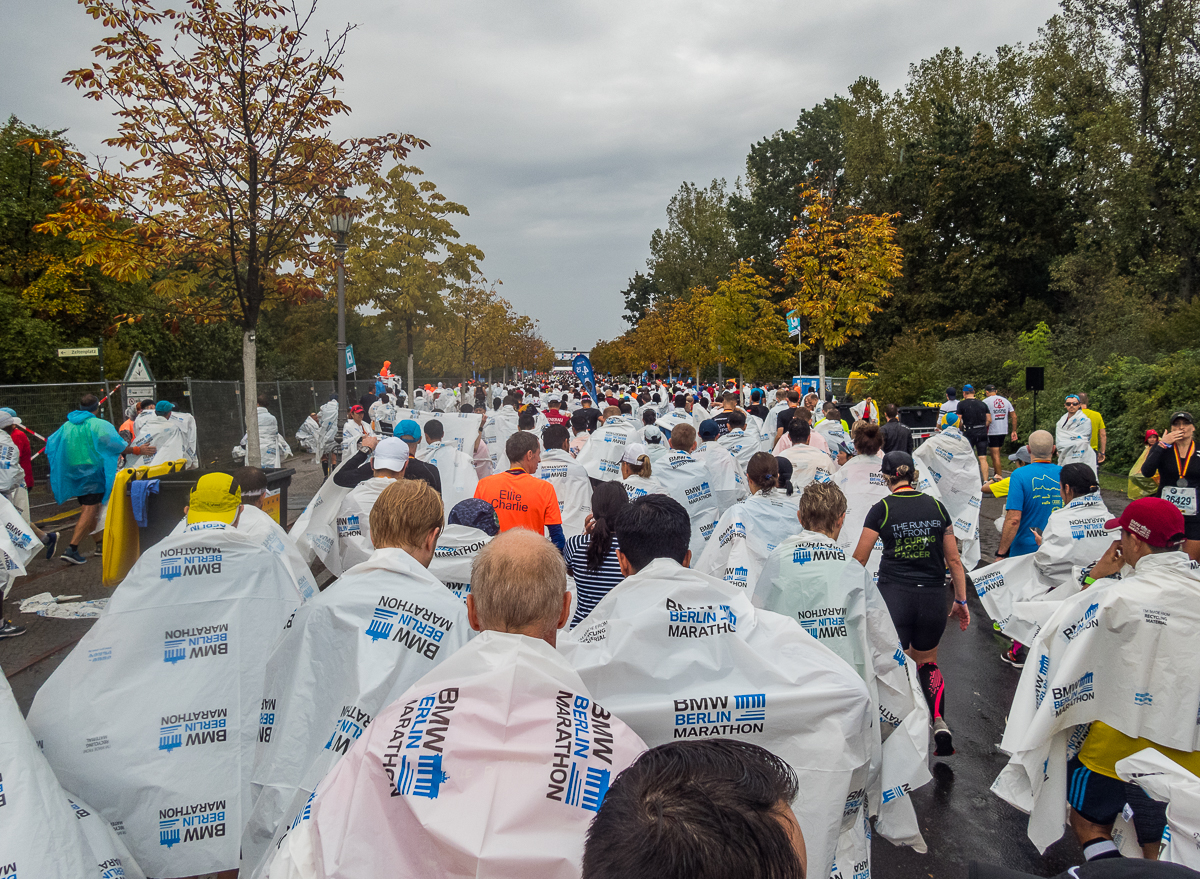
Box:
[0,376,464,480]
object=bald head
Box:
[467,529,571,645]
[1028,430,1055,461]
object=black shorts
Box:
[876,581,948,652]
[77,493,104,506]
[1184,510,1200,541]
[988,434,1006,448]
[1067,756,1167,843]
[964,428,988,456]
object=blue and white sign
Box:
[345,344,357,375]
[786,310,801,338]
[572,353,597,401]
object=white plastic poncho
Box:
[340,419,374,458]
[295,416,323,456]
[417,441,479,524]
[288,460,353,566]
[694,441,748,512]
[1116,748,1200,868]
[573,416,637,481]
[653,449,721,558]
[427,525,493,601]
[657,409,694,437]
[265,631,647,879]
[127,415,188,468]
[170,411,200,468]
[241,547,472,877]
[560,559,874,879]
[316,401,339,456]
[171,505,318,602]
[695,491,801,591]
[747,413,772,450]
[482,406,519,471]
[621,472,666,501]
[312,476,396,577]
[238,408,292,469]
[763,401,789,442]
[991,552,1200,853]
[1056,411,1098,470]
[972,492,1115,642]
[717,427,761,470]
[912,426,983,569]
[1,491,39,597]
[393,409,483,457]
[783,442,840,492]
[537,447,592,537]
[816,418,851,461]
[1,670,148,879]
[752,542,932,851]
[26,523,304,878]
[0,428,21,496]
[833,453,890,579]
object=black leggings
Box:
[877,581,949,652]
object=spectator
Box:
[565,481,628,626]
[44,395,155,565]
[582,739,805,879]
[1140,410,1200,561]
[1078,392,1108,465]
[474,431,565,551]
[1128,428,1161,499]
[880,403,913,455]
[997,430,1062,560]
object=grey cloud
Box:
[3,0,1060,348]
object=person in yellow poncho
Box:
[1128,428,1161,499]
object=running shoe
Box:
[93,544,103,557]
[61,547,88,565]
[1001,646,1026,669]
[0,620,27,640]
[43,530,58,560]
[933,718,954,756]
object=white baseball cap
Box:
[621,442,648,465]
[373,437,410,473]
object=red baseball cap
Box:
[1105,497,1185,548]
[349,404,364,415]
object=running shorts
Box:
[77,493,104,506]
[988,434,1006,448]
[876,581,948,652]
[964,428,988,456]
[1067,756,1167,844]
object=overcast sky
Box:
[1,0,1060,350]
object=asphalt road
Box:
[1,466,1133,879]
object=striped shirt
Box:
[565,533,625,627]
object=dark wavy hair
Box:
[586,481,629,573]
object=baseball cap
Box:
[155,400,176,415]
[373,437,410,472]
[1008,446,1032,464]
[0,412,13,430]
[697,419,720,441]
[881,451,915,475]
[448,498,501,536]
[395,419,422,443]
[187,473,242,525]
[0,407,18,424]
[963,384,974,392]
[349,404,365,415]
[1170,411,1194,425]
[622,442,649,465]
[984,384,996,391]
[1105,497,1185,548]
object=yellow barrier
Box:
[101,459,189,588]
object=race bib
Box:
[1162,485,1198,516]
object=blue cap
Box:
[698,419,720,440]
[396,419,422,442]
[448,498,500,537]
[963,384,974,392]
[156,400,176,415]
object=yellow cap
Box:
[187,473,242,525]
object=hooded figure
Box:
[27,474,305,878]
[912,421,983,570]
[428,499,500,601]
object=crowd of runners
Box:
[2,373,1199,879]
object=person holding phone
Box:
[1140,410,1200,561]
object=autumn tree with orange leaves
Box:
[775,186,902,393]
[36,0,424,465]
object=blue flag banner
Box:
[572,354,597,401]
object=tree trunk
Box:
[818,340,826,402]
[406,318,415,405]
[243,330,261,466]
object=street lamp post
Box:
[328,188,354,447]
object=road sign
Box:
[123,351,155,384]
[786,310,801,338]
[57,347,99,357]
[345,344,357,375]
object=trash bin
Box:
[139,467,295,550]
[898,406,938,431]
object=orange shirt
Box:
[474,468,562,534]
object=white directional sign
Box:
[57,347,99,357]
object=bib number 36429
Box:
[1163,485,1198,516]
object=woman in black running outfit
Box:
[852,451,970,757]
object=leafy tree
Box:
[620,271,660,327]
[703,261,789,381]
[775,187,902,391]
[647,180,737,301]
[41,0,423,463]
[422,282,509,386]
[348,164,484,394]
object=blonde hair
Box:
[627,455,652,478]
[670,423,697,451]
[370,480,443,550]
[798,482,847,535]
[603,406,621,418]
[471,530,567,635]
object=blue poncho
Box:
[45,410,127,504]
